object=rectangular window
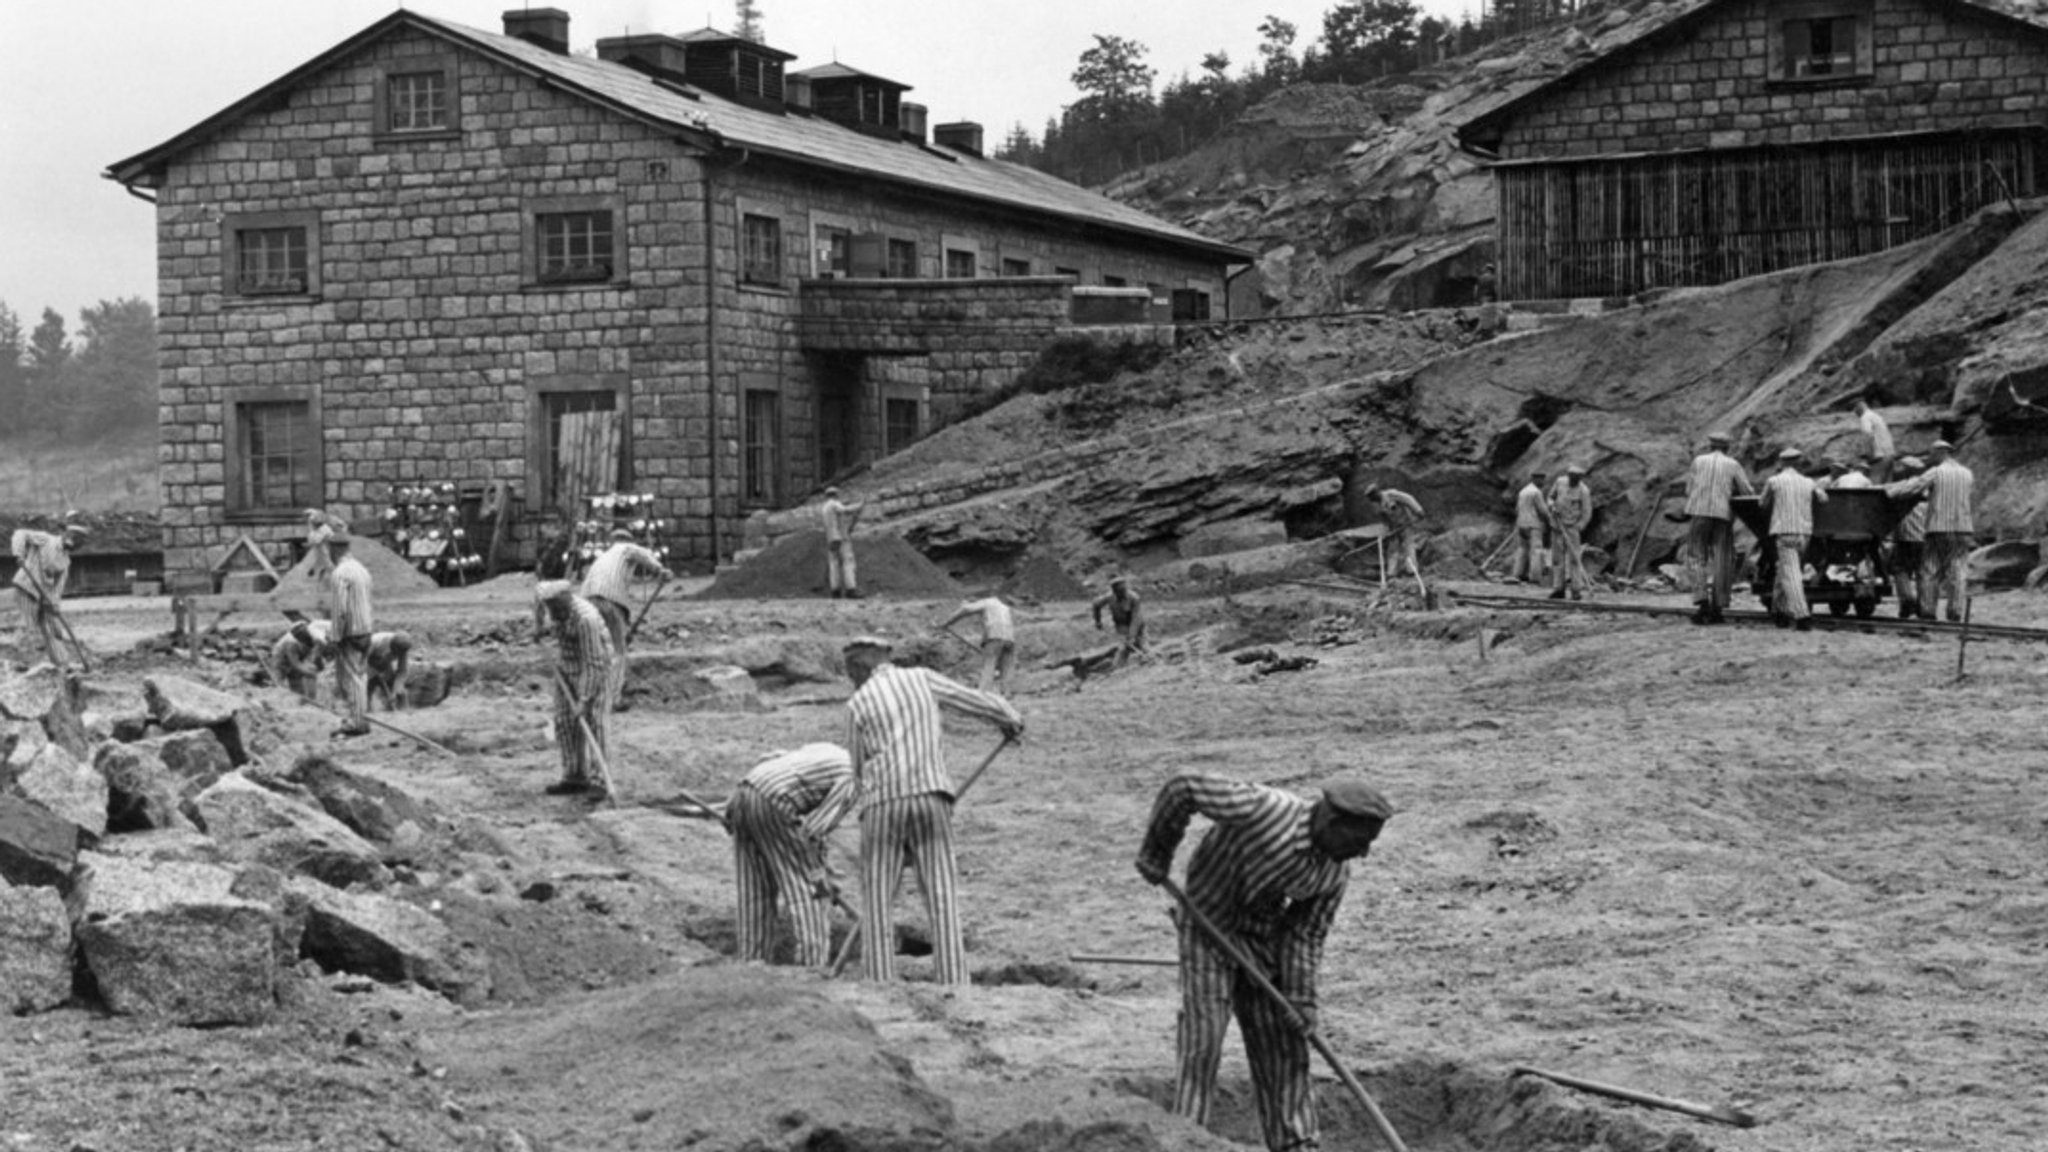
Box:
[1055,266,1081,280]
[884,397,921,455]
[743,213,783,286]
[1171,288,1213,322]
[1786,17,1857,77]
[945,248,977,279]
[886,238,918,279]
[742,389,782,506]
[387,71,449,132]
[235,227,309,295]
[815,226,852,277]
[537,211,615,283]
[237,401,316,511]
[1001,257,1032,276]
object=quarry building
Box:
[106,8,1249,581]
[1458,0,2048,300]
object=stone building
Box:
[106,8,1248,580]
[1457,0,2048,300]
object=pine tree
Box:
[735,0,764,42]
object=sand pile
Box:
[698,530,961,600]
[271,534,438,604]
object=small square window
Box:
[886,238,918,279]
[743,214,783,286]
[945,248,977,279]
[816,226,852,276]
[387,71,449,132]
[1786,17,1857,77]
[235,227,309,295]
[1001,257,1032,276]
[537,211,615,283]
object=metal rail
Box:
[1446,589,2048,643]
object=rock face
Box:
[285,754,434,848]
[296,881,489,1004]
[1969,540,2040,587]
[68,851,280,1025]
[0,793,80,889]
[135,728,235,791]
[189,772,392,890]
[12,742,108,839]
[143,675,250,765]
[0,882,73,1013]
[94,741,194,833]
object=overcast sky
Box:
[1,0,1470,327]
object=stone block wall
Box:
[1497,0,2048,158]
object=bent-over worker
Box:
[1761,448,1827,631]
[536,581,616,799]
[1547,466,1594,601]
[1091,575,1147,669]
[1361,484,1427,593]
[1682,432,1753,623]
[726,742,855,969]
[1884,439,1974,622]
[1135,774,1393,1152]
[272,620,333,700]
[803,636,1023,985]
[366,630,413,712]
[580,528,671,707]
[327,530,375,739]
[940,594,1017,695]
[9,522,86,666]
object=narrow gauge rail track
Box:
[1446,589,2048,644]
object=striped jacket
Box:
[1139,775,1350,958]
[1888,459,1974,534]
[555,594,613,701]
[330,556,374,639]
[1761,468,1827,536]
[805,664,1021,836]
[581,542,665,606]
[743,743,854,819]
[1683,451,1754,519]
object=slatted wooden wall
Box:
[1496,130,2043,300]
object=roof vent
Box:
[596,33,691,84]
[786,73,813,113]
[678,28,798,109]
[934,121,984,157]
[900,102,928,143]
[502,8,570,54]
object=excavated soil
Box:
[700,530,963,600]
[8,581,2048,1150]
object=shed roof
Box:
[105,10,1248,264]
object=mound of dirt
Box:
[998,553,1092,603]
[271,534,438,602]
[699,530,961,600]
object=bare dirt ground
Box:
[8,576,2048,1151]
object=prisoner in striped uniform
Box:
[1760,449,1828,630]
[1546,465,1593,599]
[580,529,670,706]
[804,636,1023,985]
[1885,440,1974,622]
[9,524,84,666]
[1135,775,1393,1152]
[726,743,854,968]
[1886,456,1928,618]
[366,631,412,712]
[1682,432,1754,622]
[327,534,376,738]
[536,581,616,798]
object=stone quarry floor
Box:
[7,578,2048,1150]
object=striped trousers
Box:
[1686,516,1735,609]
[1772,534,1811,620]
[590,595,631,702]
[551,663,614,786]
[858,793,965,985]
[334,635,371,728]
[728,784,833,968]
[1921,532,1971,622]
[1174,913,1318,1152]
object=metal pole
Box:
[1159,877,1412,1152]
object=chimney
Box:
[934,121,984,157]
[899,102,928,143]
[596,34,691,84]
[503,8,570,54]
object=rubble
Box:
[11,741,108,838]
[188,771,393,890]
[68,850,284,1025]
[295,880,490,1005]
[94,740,196,833]
[285,753,434,849]
[144,673,251,764]
[0,881,73,1013]
[0,793,79,888]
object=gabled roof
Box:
[1457,0,2048,153]
[675,26,798,62]
[792,61,912,89]
[106,10,1247,263]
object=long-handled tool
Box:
[553,669,619,807]
[1954,591,1973,682]
[1512,1065,1757,1128]
[624,574,671,647]
[260,650,458,757]
[1159,877,1412,1152]
[1070,953,1177,967]
[21,566,92,672]
[953,732,1017,801]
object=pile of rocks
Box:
[1,666,481,1025]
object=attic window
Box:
[1770,1,1873,85]
[375,58,461,138]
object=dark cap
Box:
[843,635,893,654]
[1322,780,1394,822]
[1707,432,1732,446]
[609,528,635,541]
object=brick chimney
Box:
[503,8,570,54]
[934,121,984,157]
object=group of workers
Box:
[1507,466,1597,599]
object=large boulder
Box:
[1969,540,2040,588]
[0,881,73,1014]
[0,666,63,722]
[143,675,250,765]
[284,754,433,849]
[12,742,108,839]
[68,851,280,1025]
[296,880,488,1005]
[0,793,78,889]
[77,681,152,743]
[402,663,452,709]
[188,771,391,890]
[94,741,195,833]
[133,729,234,794]
[691,666,764,712]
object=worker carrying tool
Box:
[939,593,1017,695]
[1135,773,1394,1152]
[1361,484,1428,595]
[10,521,89,667]
[272,620,334,700]
[325,528,376,739]
[366,630,413,711]
[1091,574,1147,669]
[726,742,854,969]
[535,580,617,800]
[803,634,1023,985]
[1681,432,1754,624]
[580,528,671,707]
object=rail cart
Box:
[1730,487,1914,619]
